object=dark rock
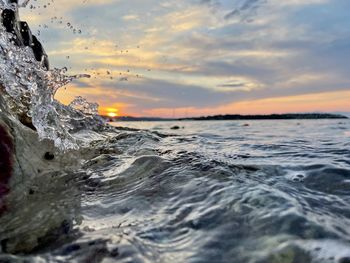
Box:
[1,4,49,69]
[0,238,9,253]
[19,21,32,46]
[2,9,19,40]
[44,152,55,161]
[0,122,14,215]
[31,35,49,70]
[171,126,180,130]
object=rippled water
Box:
[2,119,349,263]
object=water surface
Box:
[1,119,350,262]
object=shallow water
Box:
[2,119,349,263]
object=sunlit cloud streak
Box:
[21,0,350,116]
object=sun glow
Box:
[105,108,119,117]
[107,112,118,117]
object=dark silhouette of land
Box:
[102,113,348,122]
[180,113,348,121]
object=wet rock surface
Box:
[0,94,82,253]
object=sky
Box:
[20,0,350,117]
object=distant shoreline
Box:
[102,113,348,122]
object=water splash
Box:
[0,0,15,10]
[0,0,30,8]
[0,2,105,150]
[69,96,99,116]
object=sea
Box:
[2,119,350,262]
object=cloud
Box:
[198,0,267,21]
[224,0,266,21]
[22,0,350,116]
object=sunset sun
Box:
[106,108,119,118]
[107,112,118,118]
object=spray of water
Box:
[0,0,105,150]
